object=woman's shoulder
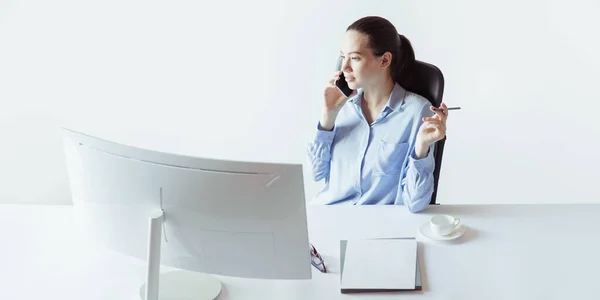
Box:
[401,90,433,116]
[403,90,430,106]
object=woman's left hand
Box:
[415,103,448,158]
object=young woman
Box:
[307,16,449,212]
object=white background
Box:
[1,0,599,205]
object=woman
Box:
[307,16,449,212]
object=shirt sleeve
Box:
[399,103,436,212]
[306,122,336,182]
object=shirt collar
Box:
[349,82,407,111]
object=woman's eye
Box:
[351,57,360,61]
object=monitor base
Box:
[139,270,222,300]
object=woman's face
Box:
[339,30,391,90]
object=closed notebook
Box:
[340,238,421,293]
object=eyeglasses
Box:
[309,243,327,273]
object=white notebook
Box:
[340,238,418,293]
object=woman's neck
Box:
[361,77,395,110]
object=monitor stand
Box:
[138,210,222,300]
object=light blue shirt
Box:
[307,82,436,212]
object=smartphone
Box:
[334,56,354,98]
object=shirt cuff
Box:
[315,122,336,143]
[408,143,435,172]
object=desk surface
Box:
[1,203,599,300]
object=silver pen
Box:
[433,106,461,112]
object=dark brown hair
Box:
[347,16,415,86]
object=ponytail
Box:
[392,33,416,86]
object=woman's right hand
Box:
[323,71,356,112]
[319,71,357,131]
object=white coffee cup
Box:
[429,215,460,236]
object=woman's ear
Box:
[380,51,393,69]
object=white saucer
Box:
[419,222,466,241]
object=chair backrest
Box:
[402,60,445,204]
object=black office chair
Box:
[402,60,446,205]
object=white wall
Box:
[1,0,599,205]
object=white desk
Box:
[1,203,599,299]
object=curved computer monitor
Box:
[61,127,312,281]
